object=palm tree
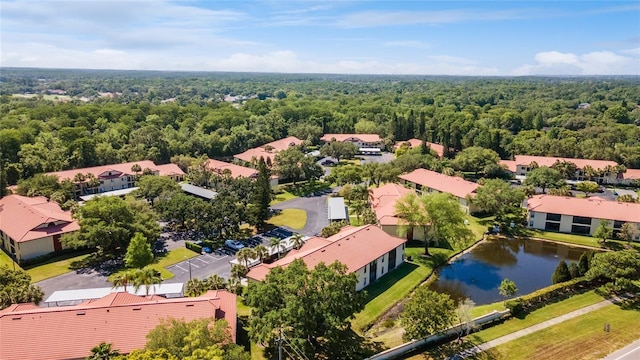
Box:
[131,267,162,296]
[73,172,86,183]
[87,342,120,360]
[85,173,101,193]
[290,233,305,250]
[185,278,206,297]
[204,274,227,290]
[351,200,367,224]
[236,248,255,270]
[582,165,597,181]
[230,263,248,281]
[253,244,269,263]
[130,163,142,180]
[110,270,135,292]
[269,237,286,259]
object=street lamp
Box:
[185,256,192,281]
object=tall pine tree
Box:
[252,157,272,231]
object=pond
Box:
[428,237,590,305]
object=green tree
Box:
[455,298,477,338]
[473,179,525,218]
[618,222,640,245]
[273,146,305,184]
[0,266,44,310]
[586,251,640,290]
[245,259,366,359]
[290,233,305,250]
[550,161,578,179]
[268,237,286,259]
[130,267,162,296]
[86,342,120,360]
[421,192,474,251]
[400,288,456,341]
[63,197,160,257]
[578,251,591,276]
[498,278,518,303]
[523,167,564,194]
[110,269,136,292]
[568,262,580,279]
[124,349,178,360]
[320,220,348,237]
[135,175,180,206]
[236,248,255,270]
[576,181,600,197]
[552,259,572,284]
[320,141,359,161]
[251,158,272,230]
[185,278,207,297]
[593,220,612,244]
[452,146,500,176]
[617,194,638,203]
[253,244,269,263]
[124,232,154,269]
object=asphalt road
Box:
[602,339,640,360]
[270,193,330,236]
[37,269,111,302]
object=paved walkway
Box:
[602,339,640,360]
[449,298,621,359]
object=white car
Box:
[225,240,245,251]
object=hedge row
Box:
[185,242,202,253]
[505,277,597,315]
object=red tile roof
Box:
[46,160,184,182]
[527,195,640,223]
[234,136,303,163]
[0,195,79,242]
[623,168,640,180]
[206,159,258,179]
[398,169,479,199]
[500,160,518,172]
[320,133,382,143]
[0,290,236,360]
[393,139,445,158]
[247,225,406,282]
[370,183,413,226]
[509,155,617,170]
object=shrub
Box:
[505,277,595,315]
[185,242,202,253]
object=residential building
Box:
[368,182,422,239]
[0,290,237,360]
[46,160,185,199]
[393,138,446,158]
[234,136,303,165]
[205,159,279,187]
[246,225,406,291]
[398,168,479,213]
[618,168,640,186]
[327,197,348,222]
[499,155,619,183]
[320,133,385,150]
[0,195,79,261]
[526,195,640,240]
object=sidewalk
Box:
[448,298,621,359]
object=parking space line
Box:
[194,258,209,265]
[189,262,200,269]
[173,265,187,272]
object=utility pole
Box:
[185,256,192,280]
[278,327,283,360]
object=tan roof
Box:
[0,290,236,360]
[154,163,185,177]
[500,160,518,172]
[46,160,184,182]
[265,136,304,151]
[398,169,479,199]
[623,168,640,180]
[393,139,445,158]
[206,159,258,179]
[0,195,79,243]
[320,133,382,143]
[234,136,303,164]
[527,195,640,223]
[510,155,617,170]
[247,225,406,282]
[370,183,413,226]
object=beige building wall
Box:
[14,236,56,261]
[354,243,405,291]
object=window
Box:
[571,225,591,234]
[122,177,126,181]
[529,221,534,227]
[545,222,560,231]
[573,216,592,225]
[613,221,624,229]
[530,212,535,218]
[546,213,562,222]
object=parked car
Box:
[321,159,336,166]
[225,240,245,251]
[202,246,212,253]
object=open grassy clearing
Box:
[109,247,198,281]
[471,299,640,360]
[270,190,297,205]
[352,247,454,333]
[528,229,640,251]
[267,208,307,230]
[25,253,91,283]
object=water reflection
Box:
[428,238,588,305]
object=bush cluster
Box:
[505,277,596,315]
[185,242,202,253]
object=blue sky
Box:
[1,0,639,75]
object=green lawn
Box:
[267,209,307,230]
[470,301,507,319]
[109,247,198,281]
[270,190,297,205]
[25,253,91,283]
[0,250,22,271]
[472,299,640,360]
[352,247,454,333]
[528,230,639,251]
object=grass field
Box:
[25,253,91,283]
[0,250,22,271]
[352,247,454,333]
[528,230,640,251]
[469,299,640,360]
[109,247,198,281]
[267,209,307,230]
[270,190,297,205]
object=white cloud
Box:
[335,9,531,28]
[512,50,640,75]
